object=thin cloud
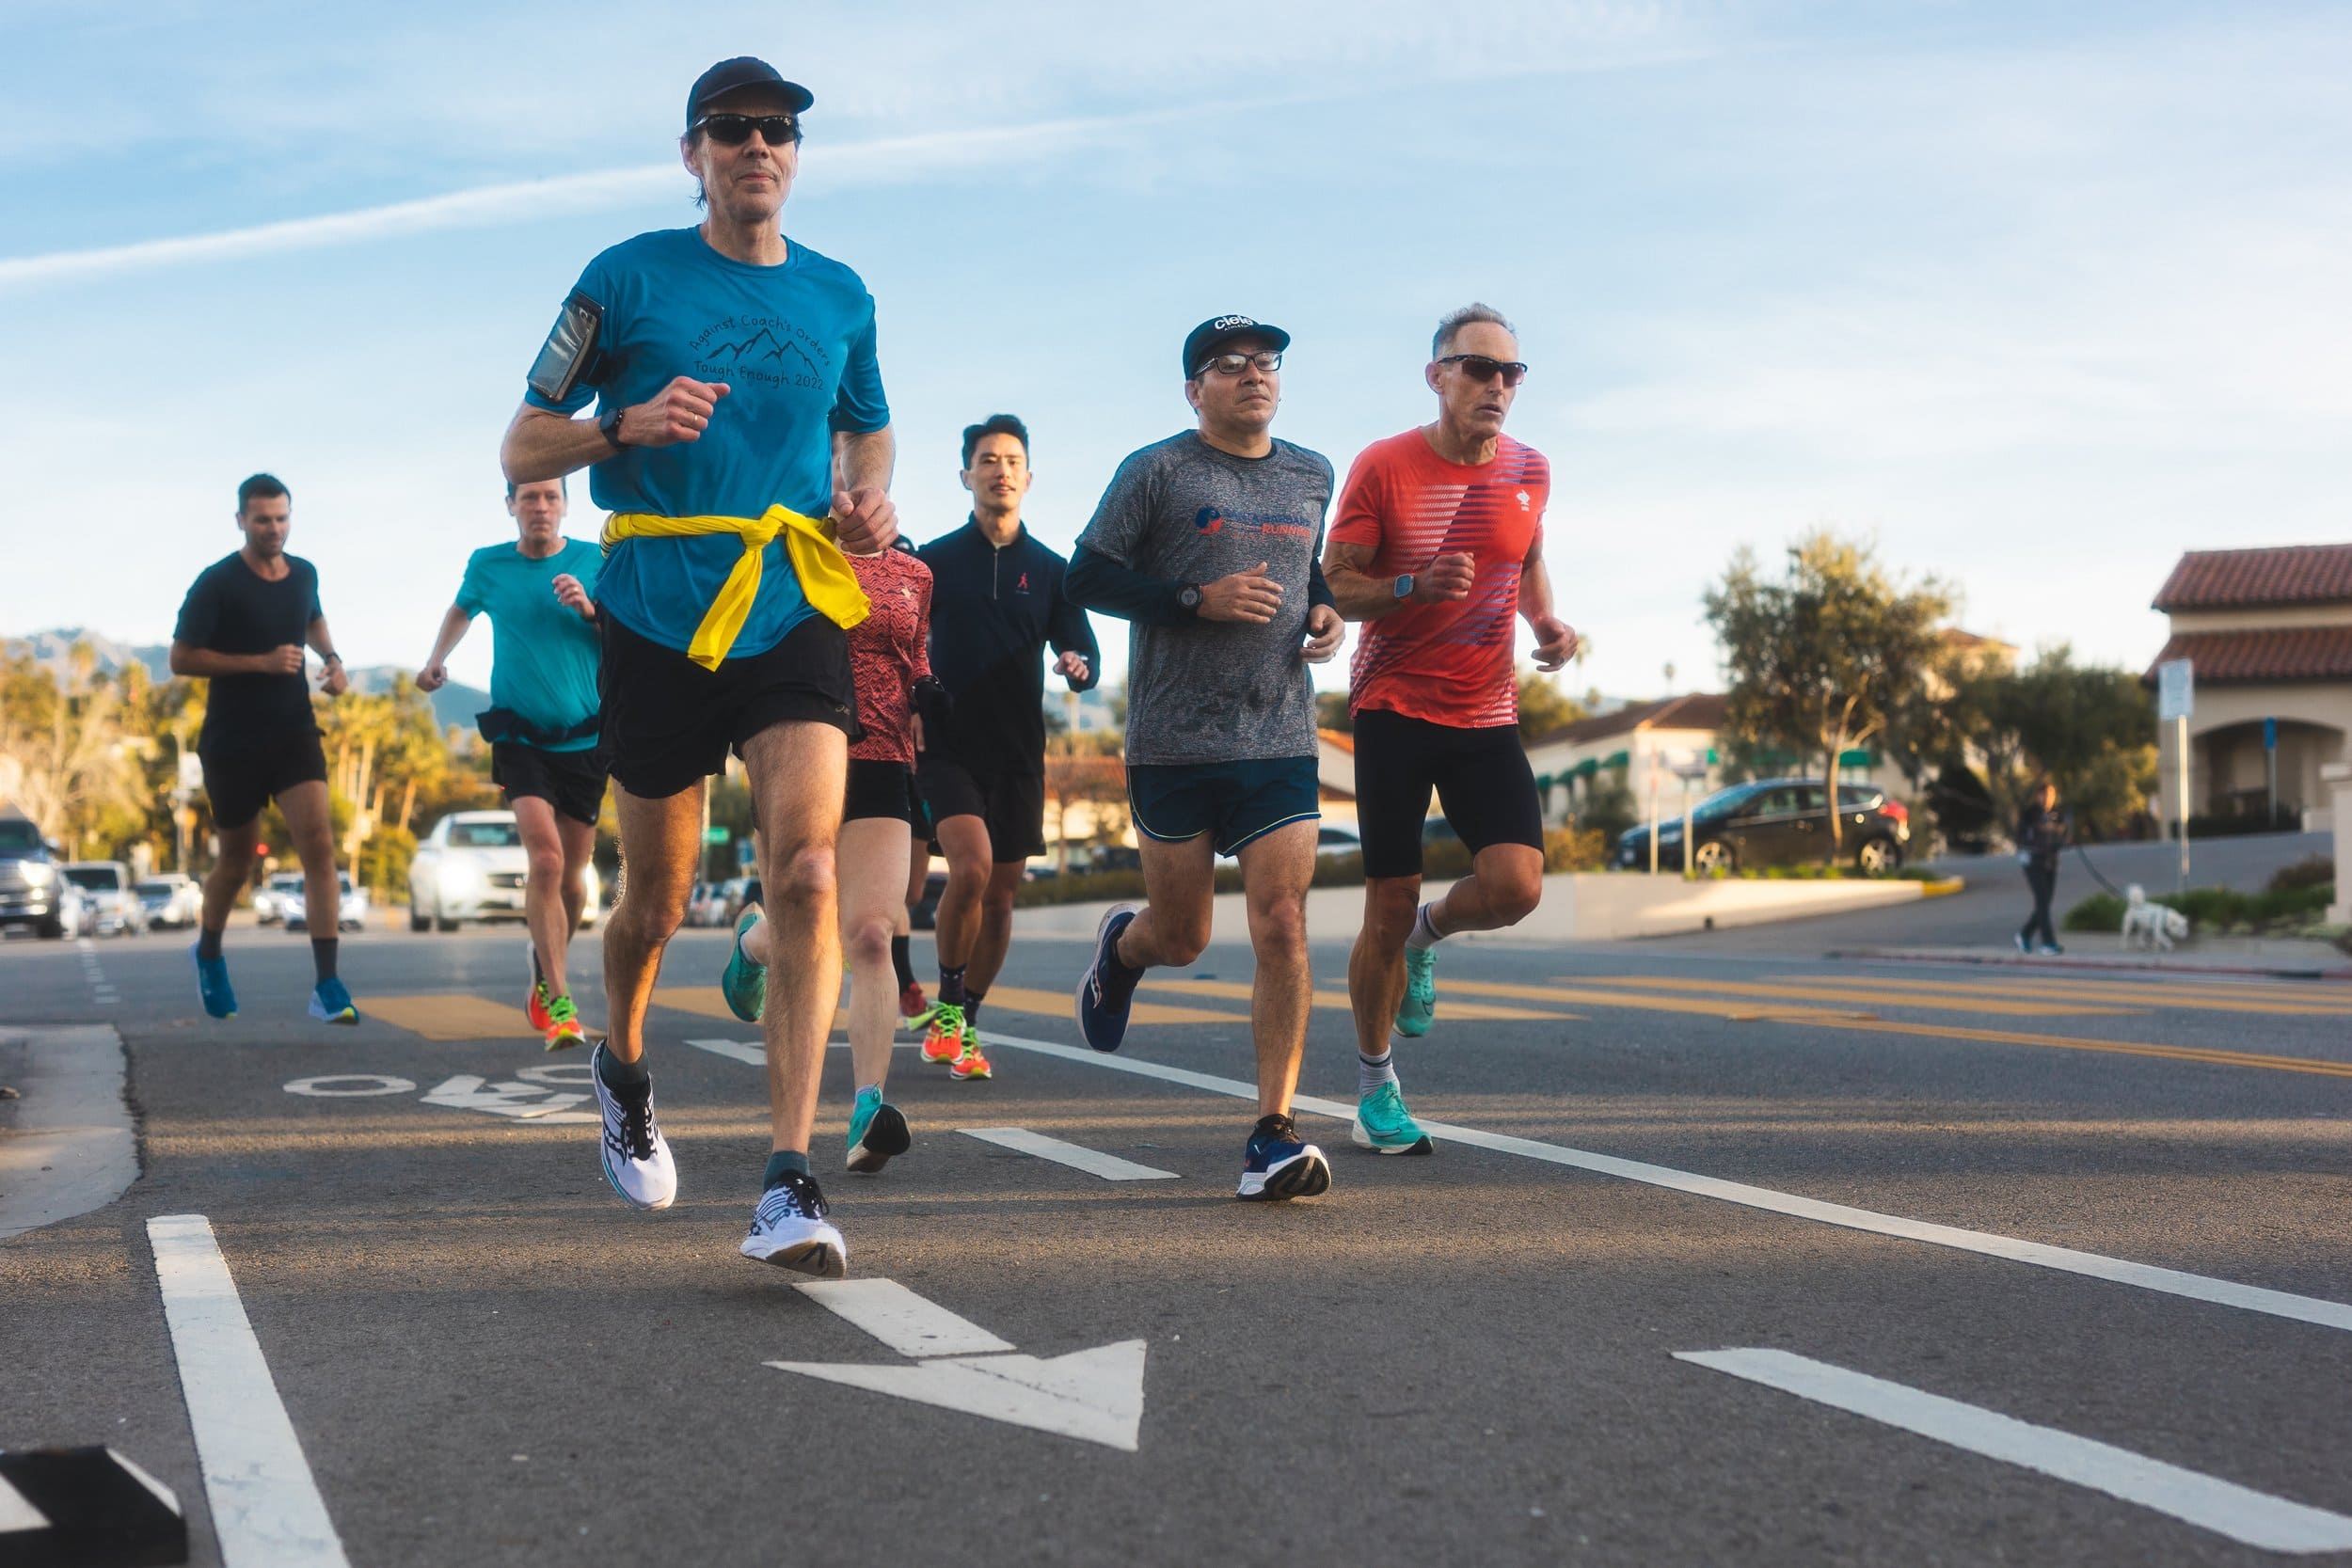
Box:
[0,106,1188,294]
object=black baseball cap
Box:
[687,57,814,129]
[1182,314,1290,376]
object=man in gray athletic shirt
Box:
[1066,313,1345,1201]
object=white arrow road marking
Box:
[420,1075,589,1119]
[686,1037,765,1066]
[770,1280,1147,1450]
[959,1127,1179,1181]
[0,1472,48,1532]
[768,1341,1149,1453]
[1678,1349,2352,1554]
[149,1214,352,1567]
[796,1279,1015,1356]
[968,1029,2352,1335]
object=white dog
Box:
[2121,884,2191,951]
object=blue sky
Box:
[6,2,2348,700]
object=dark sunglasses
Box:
[1436,354,1529,387]
[693,113,802,147]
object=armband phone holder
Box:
[527,291,607,403]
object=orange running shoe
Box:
[949,1028,992,1082]
[542,993,587,1052]
[525,945,553,1032]
[920,1003,964,1065]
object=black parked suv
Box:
[1614,779,1911,876]
[0,816,76,937]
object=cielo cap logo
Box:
[1193,507,1226,534]
[1210,315,1257,331]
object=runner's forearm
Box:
[1322,559,1408,621]
[1307,555,1336,613]
[1066,543,1192,626]
[168,641,265,677]
[502,404,615,485]
[424,606,474,671]
[1518,557,1556,626]
[306,617,341,664]
[834,425,896,494]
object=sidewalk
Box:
[1827,933,2352,981]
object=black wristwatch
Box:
[1177,584,1202,615]
[598,404,628,451]
[321,652,342,667]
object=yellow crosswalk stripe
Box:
[363,992,537,1041]
[1780,973,2352,1017]
[1438,978,1864,1022]
[1570,974,2130,1018]
[1805,1016,2352,1078]
[1145,978,1581,1022]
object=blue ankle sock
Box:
[762,1149,811,1188]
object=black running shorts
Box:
[1353,707,1544,879]
[200,726,327,832]
[845,759,924,828]
[491,741,608,828]
[915,752,1046,862]
[598,612,857,800]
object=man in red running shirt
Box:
[1322,304,1578,1156]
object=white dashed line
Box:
[959,1127,1179,1180]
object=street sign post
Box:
[2264,716,2279,826]
[2155,658,2193,892]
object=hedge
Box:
[2061,881,2336,935]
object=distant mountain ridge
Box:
[8,627,490,736]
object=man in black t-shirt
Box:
[168,473,359,1024]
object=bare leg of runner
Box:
[834,816,911,1093]
[278,780,341,940]
[739,722,849,1159]
[963,860,1026,999]
[199,820,261,942]
[930,814,992,979]
[1235,821,1316,1117]
[603,780,704,1065]
[1348,873,1422,1060]
[515,796,577,994]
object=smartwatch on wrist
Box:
[1393,574,1415,601]
[321,652,342,666]
[1177,584,1203,615]
[598,404,628,451]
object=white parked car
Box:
[285,871,369,932]
[409,810,601,933]
[137,873,204,929]
[63,862,148,937]
[254,871,305,925]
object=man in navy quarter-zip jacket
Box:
[912,414,1101,1073]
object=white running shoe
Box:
[740,1171,847,1276]
[590,1042,676,1211]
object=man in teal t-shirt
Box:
[419,475,606,1049]
[497,55,899,1278]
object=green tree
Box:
[1703,531,1950,862]
[1983,646,2156,840]
[1516,669,1588,738]
[1315,690,1352,734]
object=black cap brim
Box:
[1183,317,1291,376]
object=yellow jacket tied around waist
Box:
[601,504,870,671]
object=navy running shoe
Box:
[1074,903,1142,1053]
[190,942,237,1020]
[1237,1113,1331,1202]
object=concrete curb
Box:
[0,1025,139,1240]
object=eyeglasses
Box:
[1436,354,1529,387]
[693,113,802,147]
[1195,350,1283,377]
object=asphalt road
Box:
[5,902,2350,1566]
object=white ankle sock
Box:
[1404,902,1445,953]
[1358,1047,1397,1097]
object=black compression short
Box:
[915,752,1045,862]
[598,612,856,800]
[492,741,608,828]
[199,726,327,832]
[845,759,924,828]
[1353,707,1543,878]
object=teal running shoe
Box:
[722,908,767,1022]
[1394,945,1437,1037]
[191,942,237,1020]
[845,1086,912,1174]
[308,976,358,1025]
[1351,1082,1435,1155]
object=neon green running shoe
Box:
[722,908,767,1022]
[1394,946,1437,1037]
[1351,1081,1434,1155]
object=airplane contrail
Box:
[0,108,1184,293]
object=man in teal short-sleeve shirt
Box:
[497,55,899,1277]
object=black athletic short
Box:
[1354,707,1544,879]
[845,759,923,827]
[199,726,327,832]
[492,741,608,828]
[916,752,1045,862]
[598,611,857,800]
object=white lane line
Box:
[0,1472,48,1532]
[686,1037,765,1065]
[795,1279,1017,1357]
[960,1127,1179,1181]
[148,1215,351,1568]
[969,1030,2352,1335]
[1678,1349,2352,1554]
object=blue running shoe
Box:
[190,942,237,1020]
[846,1087,911,1174]
[1394,945,1437,1037]
[307,976,358,1025]
[1351,1082,1435,1155]
[1074,903,1142,1053]
[1237,1113,1331,1202]
[722,907,767,1022]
